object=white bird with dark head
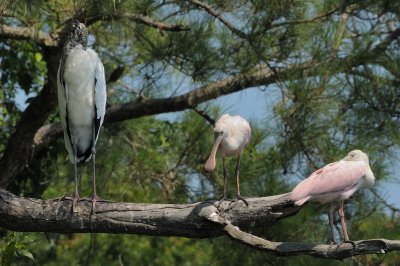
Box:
[57,20,106,213]
[291,150,375,243]
[205,114,251,206]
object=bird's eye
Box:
[214,131,223,138]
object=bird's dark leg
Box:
[91,129,98,214]
[72,144,79,213]
[338,200,356,249]
[214,157,227,208]
[328,204,336,245]
[234,156,248,206]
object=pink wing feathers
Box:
[291,160,369,205]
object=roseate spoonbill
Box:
[57,20,107,213]
[291,150,375,243]
[205,114,251,206]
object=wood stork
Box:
[57,20,107,213]
[205,114,251,206]
[291,150,375,243]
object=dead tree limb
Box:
[0,189,298,236]
[0,189,399,259]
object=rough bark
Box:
[0,189,398,260]
[0,189,298,236]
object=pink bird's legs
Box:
[234,156,248,206]
[235,156,241,196]
[338,201,350,241]
[328,204,336,244]
[222,157,227,199]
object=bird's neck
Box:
[64,38,88,54]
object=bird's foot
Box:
[91,195,98,214]
[56,193,70,202]
[233,195,249,207]
[338,239,357,250]
[214,196,227,209]
[72,195,80,213]
[326,240,337,254]
[89,195,113,214]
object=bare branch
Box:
[104,66,279,123]
[192,108,216,126]
[267,6,342,29]
[188,0,247,38]
[0,24,58,46]
[84,13,189,32]
[205,211,395,259]
[123,13,190,32]
[0,189,299,236]
[0,189,397,260]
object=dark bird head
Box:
[62,20,88,51]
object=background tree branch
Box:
[0,24,57,46]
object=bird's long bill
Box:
[205,133,223,172]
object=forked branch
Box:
[0,189,399,259]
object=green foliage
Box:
[2,0,400,265]
[0,232,35,266]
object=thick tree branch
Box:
[0,24,57,46]
[0,189,299,236]
[0,189,398,259]
[104,66,279,123]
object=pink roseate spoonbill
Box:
[205,114,251,206]
[57,20,107,213]
[291,150,375,244]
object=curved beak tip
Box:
[204,164,215,173]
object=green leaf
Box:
[17,249,34,261]
[34,52,42,62]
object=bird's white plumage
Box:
[214,114,251,157]
[205,114,251,172]
[57,44,106,163]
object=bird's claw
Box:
[91,195,98,214]
[57,193,70,202]
[214,196,227,209]
[234,195,249,206]
[338,239,357,250]
[72,195,79,213]
[326,241,337,254]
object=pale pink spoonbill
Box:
[291,150,375,243]
[205,114,251,205]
